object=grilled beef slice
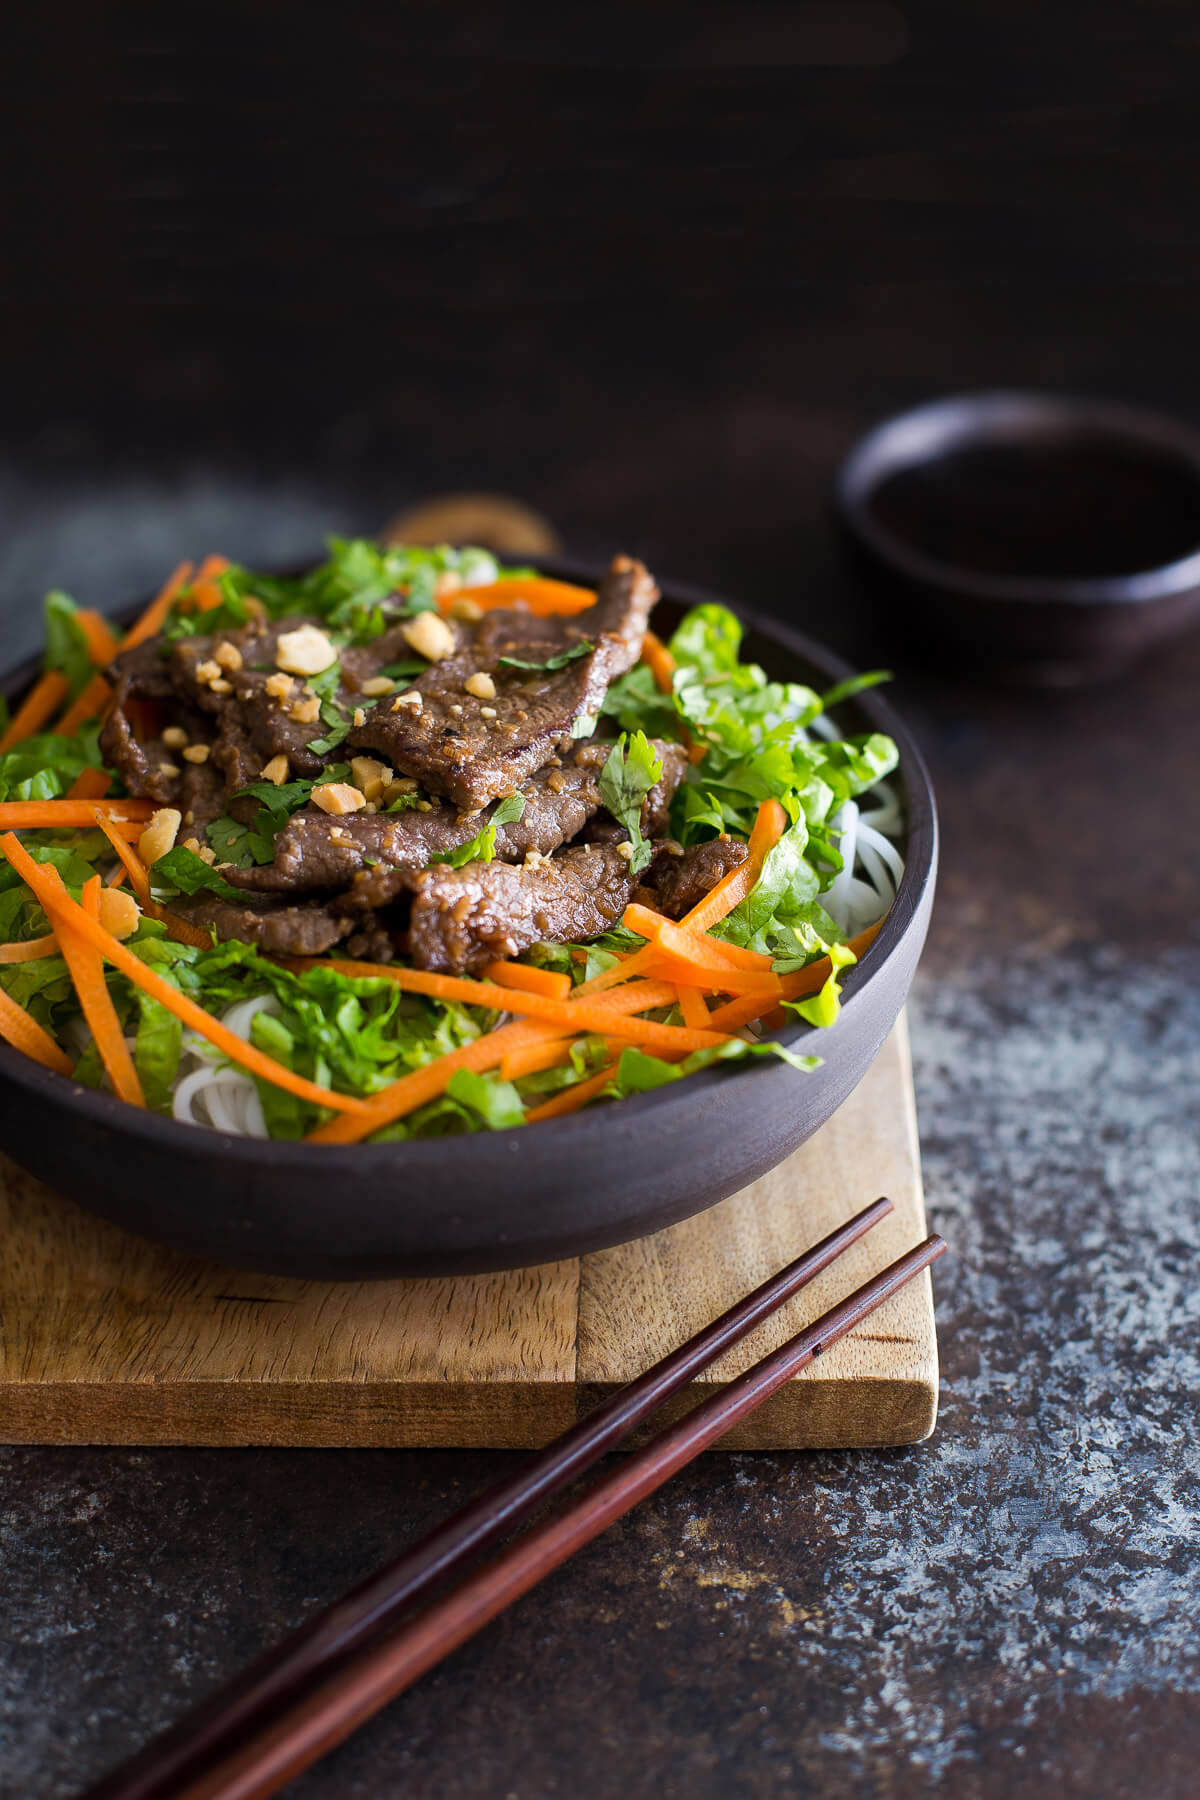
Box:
[346,555,658,810]
[170,894,360,958]
[405,842,638,974]
[636,839,749,919]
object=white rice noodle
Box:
[172,994,279,1138]
[822,781,907,938]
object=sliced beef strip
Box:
[171,617,352,786]
[347,555,658,811]
[634,838,749,919]
[100,642,212,804]
[224,740,614,897]
[405,842,638,974]
[169,893,362,958]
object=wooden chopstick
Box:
[105,1225,945,1800]
[86,1196,895,1800]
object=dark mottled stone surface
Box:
[1,474,1199,1799]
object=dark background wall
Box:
[3,1,1199,637]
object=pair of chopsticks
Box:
[86,1198,944,1800]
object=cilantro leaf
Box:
[150,846,246,902]
[598,732,662,875]
[498,641,592,673]
[43,591,94,696]
[432,791,526,867]
[569,712,598,739]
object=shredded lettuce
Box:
[598,731,662,874]
[432,792,526,867]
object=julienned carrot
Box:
[300,959,722,1055]
[0,799,155,828]
[435,577,596,618]
[121,561,194,651]
[483,960,573,1002]
[0,834,368,1117]
[706,919,886,1033]
[640,630,676,695]
[675,984,711,1032]
[187,554,231,614]
[524,1061,620,1123]
[89,812,215,948]
[622,903,773,973]
[499,1038,579,1082]
[54,672,112,736]
[0,933,59,964]
[0,671,70,753]
[48,872,145,1107]
[0,982,73,1075]
[75,609,122,665]
[67,767,112,800]
[570,943,661,998]
[682,798,788,934]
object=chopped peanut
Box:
[350,756,392,802]
[382,776,419,804]
[158,761,181,779]
[289,696,321,724]
[138,807,182,865]
[261,754,290,786]
[449,595,484,624]
[401,610,456,663]
[464,670,496,700]
[352,707,366,728]
[615,841,636,862]
[480,705,497,718]
[435,570,463,598]
[359,675,395,697]
[195,659,222,685]
[183,743,210,764]
[276,624,337,677]
[161,725,188,750]
[209,677,233,695]
[391,691,422,712]
[311,782,366,816]
[98,888,141,940]
[265,671,293,700]
[214,640,243,671]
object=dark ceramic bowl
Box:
[0,567,937,1278]
[837,391,1200,685]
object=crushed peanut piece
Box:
[209,677,233,695]
[523,848,551,871]
[98,888,141,940]
[450,595,484,624]
[352,707,366,728]
[275,624,337,677]
[289,696,321,724]
[382,776,419,804]
[350,756,392,803]
[464,670,496,700]
[138,807,181,865]
[195,659,222,685]
[161,725,188,750]
[261,754,290,786]
[392,691,423,712]
[480,705,497,718]
[265,671,293,700]
[183,810,195,826]
[310,782,366,816]
[615,841,636,862]
[158,761,181,779]
[214,640,243,671]
[449,703,463,716]
[435,570,463,598]
[359,675,394,697]
[401,610,456,662]
[182,744,210,764]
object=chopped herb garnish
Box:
[498,641,592,673]
[597,731,662,874]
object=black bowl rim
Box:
[0,561,937,1173]
[836,388,1200,607]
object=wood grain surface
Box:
[0,1017,935,1450]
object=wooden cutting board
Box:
[0,1016,937,1451]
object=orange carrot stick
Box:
[524,1061,620,1123]
[436,577,596,618]
[75,609,122,665]
[622,903,773,972]
[0,982,73,1075]
[0,671,70,753]
[640,630,676,694]
[675,984,711,1032]
[121,561,193,651]
[67,767,112,800]
[0,799,155,828]
[483,960,573,1002]
[499,1038,579,1082]
[89,812,214,948]
[54,672,112,736]
[706,919,885,1033]
[0,834,368,1116]
[681,799,787,934]
[48,872,145,1107]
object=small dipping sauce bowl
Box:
[836,390,1200,683]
